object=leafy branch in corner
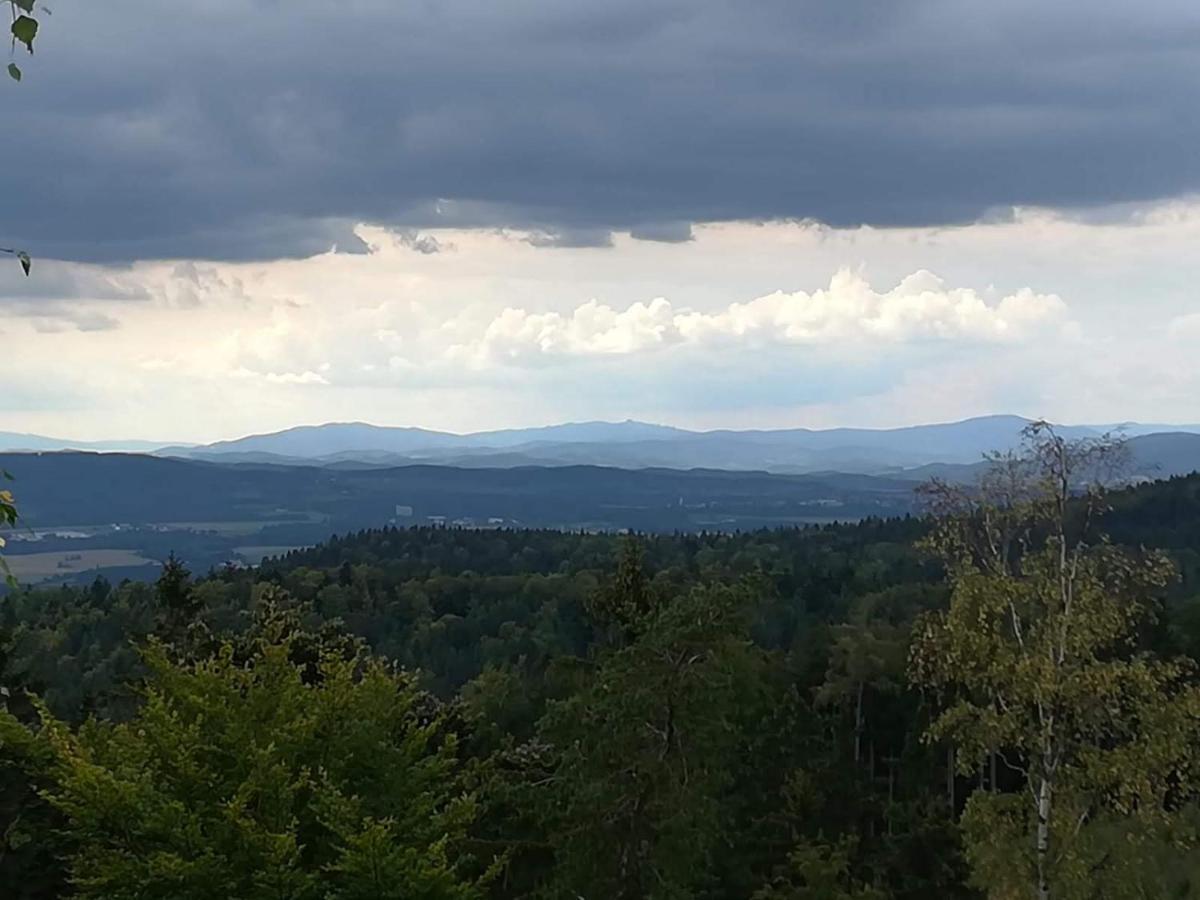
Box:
[5,1,46,275]
[0,470,16,588]
[7,0,44,82]
[0,248,31,276]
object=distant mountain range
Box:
[163,415,1200,477]
[164,419,695,458]
[4,415,1200,478]
[0,431,180,454]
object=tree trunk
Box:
[854,681,864,766]
[887,761,896,836]
[1036,775,1052,900]
[990,749,997,792]
[947,745,955,815]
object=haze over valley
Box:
[2,414,1199,586]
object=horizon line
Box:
[4,412,1200,451]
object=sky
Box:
[2,0,1200,441]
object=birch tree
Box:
[909,422,1200,900]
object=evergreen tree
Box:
[533,582,761,899]
[0,613,490,900]
[585,534,658,646]
[154,553,201,644]
[0,628,69,899]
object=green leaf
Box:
[11,15,38,52]
[14,0,35,12]
[6,63,20,82]
[16,250,30,276]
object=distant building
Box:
[428,515,446,525]
[487,517,505,526]
[395,504,414,517]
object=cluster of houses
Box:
[391,504,509,529]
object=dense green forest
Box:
[2,433,1200,898]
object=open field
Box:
[5,549,159,583]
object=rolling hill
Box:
[0,451,920,534]
[164,416,1200,475]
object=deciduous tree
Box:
[910,423,1200,900]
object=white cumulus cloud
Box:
[450,297,677,364]
[449,270,1069,366]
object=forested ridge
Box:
[2,450,1200,898]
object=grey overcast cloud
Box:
[6,0,1200,260]
[2,0,1200,439]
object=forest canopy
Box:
[2,434,1200,899]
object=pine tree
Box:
[585,534,658,646]
[154,552,200,643]
[534,582,761,899]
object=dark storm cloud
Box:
[3,0,1200,261]
[630,222,694,244]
